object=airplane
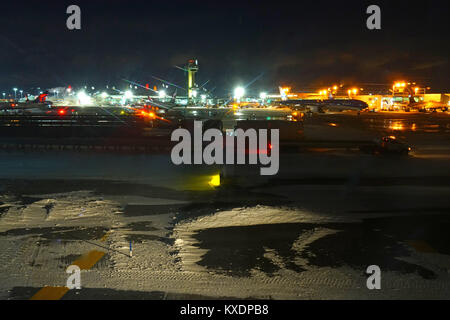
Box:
[276,98,368,113]
[0,91,52,113]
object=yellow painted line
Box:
[100,230,111,242]
[29,250,105,300]
[30,286,69,300]
[29,231,111,300]
[72,250,105,270]
[407,240,437,253]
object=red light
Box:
[58,109,66,115]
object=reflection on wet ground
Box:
[362,115,450,133]
[308,113,450,136]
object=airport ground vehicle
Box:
[360,136,411,155]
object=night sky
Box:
[0,0,448,96]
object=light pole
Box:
[19,90,23,99]
[2,93,5,100]
[13,88,17,100]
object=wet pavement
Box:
[0,112,449,299]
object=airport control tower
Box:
[186,59,199,101]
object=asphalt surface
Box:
[0,111,449,299]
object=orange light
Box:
[389,122,404,131]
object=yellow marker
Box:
[100,230,111,242]
[30,231,110,300]
[29,250,106,300]
[72,250,105,270]
[30,286,69,300]
[407,240,436,253]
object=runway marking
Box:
[100,230,111,242]
[29,230,110,300]
[30,286,69,300]
[407,240,437,253]
[72,250,106,270]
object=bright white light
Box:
[192,90,198,98]
[201,94,207,101]
[259,92,267,100]
[77,91,92,105]
[101,92,108,98]
[234,87,245,100]
[158,90,166,98]
[124,90,133,99]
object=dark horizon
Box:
[0,0,448,95]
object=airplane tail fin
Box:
[34,90,49,103]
